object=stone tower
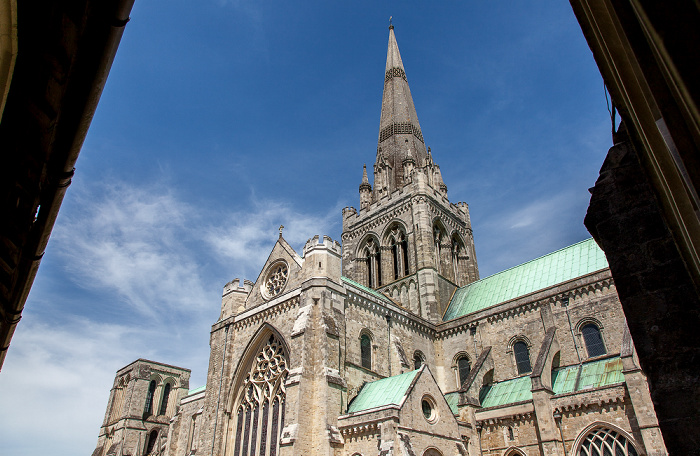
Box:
[93,359,190,456]
[342,25,478,322]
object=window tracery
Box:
[232,334,288,456]
[263,263,288,299]
[577,426,638,456]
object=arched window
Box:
[144,380,156,416]
[144,429,158,455]
[413,351,424,370]
[513,341,532,375]
[457,356,471,387]
[451,235,465,284]
[231,333,288,456]
[387,226,410,281]
[577,426,638,456]
[433,223,445,273]
[581,324,606,358]
[362,238,381,288]
[360,334,372,369]
[158,383,171,416]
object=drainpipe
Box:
[211,324,231,456]
[562,296,581,364]
[553,410,567,456]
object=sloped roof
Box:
[342,276,393,304]
[477,356,624,409]
[444,391,460,416]
[480,375,533,408]
[443,238,608,321]
[552,356,624,395]
[187,385,206,395]
[347,369,419,414]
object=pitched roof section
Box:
[479,375,533,408]
[342,276,393,304]
[552,356,624,395]
[477,357,624,409]
[443,238,608,321]
[346,369,419,414]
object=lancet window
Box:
[451,235,465,284]
[158,382,171,416]
[388,227,409,280]
[362,238,382,288]
[513,341,532,375]
[433,223,447,274]
[581,323,606,358]
[144,380,156,416]
[144,429,159,455]
[232,334,288,456]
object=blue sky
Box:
[0,2,612,455]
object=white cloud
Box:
[52,182,211,320]
[205,198,340,281]
[0,317,141,456]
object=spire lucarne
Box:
[374,25,429,197]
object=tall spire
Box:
[375,25,428,195]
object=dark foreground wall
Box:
[585,133,700,454]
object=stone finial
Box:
[279,225,284,238]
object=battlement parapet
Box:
[303,234,342,257]
[223,278,253,297]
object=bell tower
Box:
[342,25,479,323]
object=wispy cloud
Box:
[52,182,210,320]
[205,198,340,281]
[0,178,341,456]
[475,190,592,276]
[0,317,140,456]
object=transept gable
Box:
[243,235,304,310]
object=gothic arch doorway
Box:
[224,326,289,456]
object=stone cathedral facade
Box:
[92,27,668,456]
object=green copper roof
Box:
[342,276,393,304]
[347,369,419,414]
[187,385,206,395]
[443,238,608,321]
[479,375,533,408]
[444,392,460,416]
[552,356,624,395]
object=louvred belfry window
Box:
[233,334,288,456]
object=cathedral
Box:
[92,27,668,456]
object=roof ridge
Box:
[460,238,600,287]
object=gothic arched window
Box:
[577,426,638,456]
[232,333,288,456]
[413,351,424,370]
[158,383,171,416]
[360,333,372,370]
[144,380,156,416]
[451,235,465,284]
[387,227,409,280]
[362,239,381,288]
[144,429,158,455]
[513,341,532,375]
[581,324,606,358]
[457,355,471,387]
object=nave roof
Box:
[443,238,609,321]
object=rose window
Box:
[264,262,288,299]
